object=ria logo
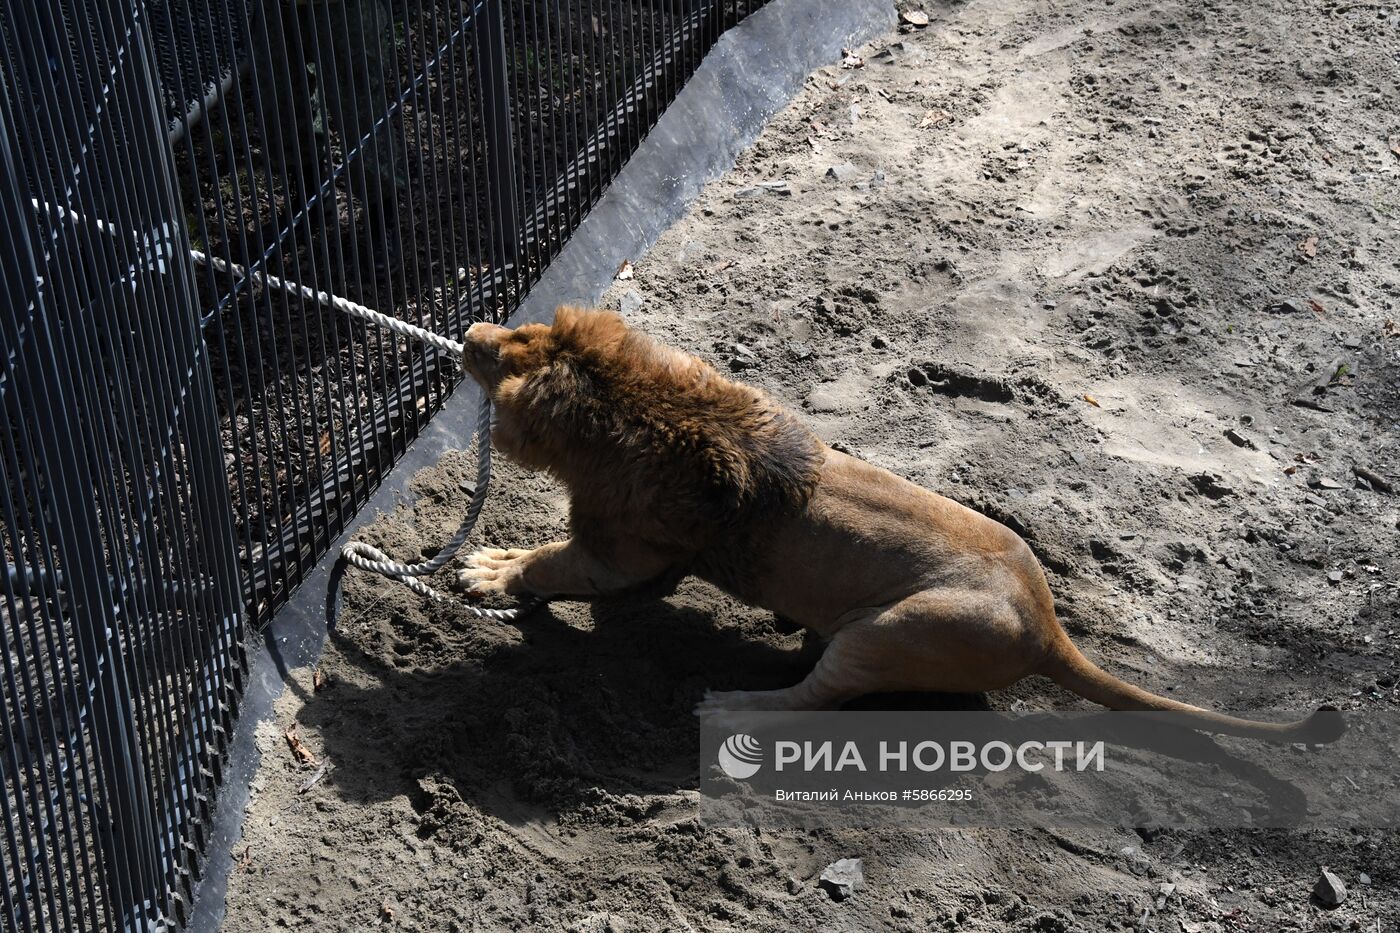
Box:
[718,733,763,779]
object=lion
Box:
[457,306,1341,742]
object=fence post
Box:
[478,0,519,266]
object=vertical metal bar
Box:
[468,3,506,319]
[454,4,494,325]
[392,0,437,413]
[506,3,541,292]
[352,0,411,457]
[579,0,600,210]
[262,0,338,569]
[532,0,564,267]
[296,0,373,526]
[79,4,212,910]
[2,3,165,922]
[479,0,520,267]
[0,29,113,933]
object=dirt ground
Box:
[222,0,1400,929]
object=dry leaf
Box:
[312,667,329,693]
[1297,235,1318,259]
[615,259,634,281]
[840,47,864,69]
[918,109,950,129]
[1390,135,1400,157]
[380,902,395,922]
[1307,299,1327,315]
[1384,319,1399,339]
[1082,394,1101,408]
[284,725,317,766]
[318,432,331,457]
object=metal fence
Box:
[1,0,769,929]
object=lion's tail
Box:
[1039,634,1345,744]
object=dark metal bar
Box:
[479,0,521,266]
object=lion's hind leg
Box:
[695,589,1036,714]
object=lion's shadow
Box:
[293,587,899,828]
[291,585,1312,836]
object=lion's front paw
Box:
[455,547,534,596]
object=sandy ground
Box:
[223,0,1400,929]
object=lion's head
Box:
[462,306,822,548]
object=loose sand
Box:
[225,0,1400,928]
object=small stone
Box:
[1359,872,1371,885]
[1310,476,1345,490]
[729,343,758,370]
[786,340,814,361]
[826,162,859,183]
[869,331,888,349]
[870,41,925,65]
[786,877,802,895]
[1088,539,1117,561]
[619,289,644,316]
[901,9,930,26]
[1190,472,1235,499]
[819,858,864,901]
[1313,869,1347,908]
[1119,846,1151,876]
[736,181,791,199]
[1224,428,1256,450]
[807,386,845,413]
[868,169,887,189]
[1327,570,1344,584]
[1354,465,1394,493]
[676,238,703,264]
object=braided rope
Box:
[191,250,465,356]
[190,250,535,623]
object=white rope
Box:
[29,198,525,619]
[190,249,464,356]
[189,250,534,623]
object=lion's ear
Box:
[551,305,629,354]
[552,304,583,329]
